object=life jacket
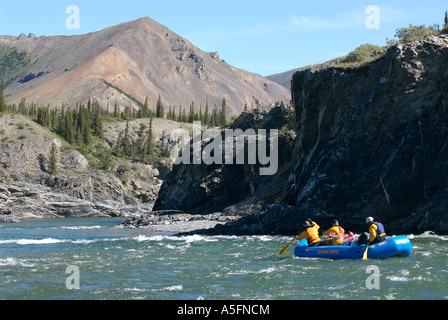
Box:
[375,222,386,241]
[330,226,345,245]
[306,226,321,245]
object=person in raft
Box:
[366,217,387,245]
[322,220,345,246]
[295,219,322,247]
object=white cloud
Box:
[288,9,366,31]
[289,15,336,30]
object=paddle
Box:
[362,243,369,260]
[279,228,304,256]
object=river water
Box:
[1,218,447,300]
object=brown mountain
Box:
[1,17,290,115]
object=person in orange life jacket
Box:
[322,220,345,245]
[366,217,386,245]
[295,219,322,247]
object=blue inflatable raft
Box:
[294,236,412,260]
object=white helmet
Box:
[366,217,375,224]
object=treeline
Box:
[0,92,229,135]
[115,95,228,127]
[0,45,32,86]
[0,97,162,169]
[114,118,158,164]
[0,91,230,167]
[16,99,105,147]
[165,97,228,127]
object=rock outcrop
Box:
[0,114,159,221]
[280,34,448,235]
[182,34,448,236]
[0,181,154,221]
[153,104,296,217]
[117,210,238,233]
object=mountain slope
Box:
[265,69,298,89]
[1,17,290,115]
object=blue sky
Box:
[0,1,447,76]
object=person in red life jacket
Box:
[295,219,322,247]
[322,220,345,245]
[366,217,387,245]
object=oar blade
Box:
[279,243,291,256]
[280,228,302,256]
[362,247,369,260]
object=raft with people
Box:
[294,235,413,260]
[280,217,413,260]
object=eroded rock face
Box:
[282,35,448,234]
[190,35,448,236]
[154,105,296,217]
[0,115,154,221]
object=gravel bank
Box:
[116,211,238,234]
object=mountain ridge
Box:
[1,17,290,115]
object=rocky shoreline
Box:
[116,210,239,234]
[0,180,157,223]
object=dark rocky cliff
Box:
[153,104,296,218]
[282,34,448,234]
[199,34,448,236]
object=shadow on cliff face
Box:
[153,104,296,218]
[282,35,448,235]
[158,35,448,236]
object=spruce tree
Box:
[48,142,58,176]
[156,95,164,118]
[65,109,75,144]
[122,106,132,120]
[97,149,115,173]
[0,78,5,113]
[50,108,57,131]
[219,97,227,126]
[37,107,46,127]
[115,131,124,157]
[172,106,176,122]
[167,106,173,120]
[444,10,448,30]
[87,98,92,114]
[143,97,150,118]
[114,101,119,118]
[199,105,203,124]
[75,126,82,145]
[211,104,217,127]
[203,101,210,128]
[136,123,147,158]
[57,106,66,137]
[123,120,131,157]
[188,102,195,123]
[143,118,155,162]
[93,103,104,139]
[81,107,92,146]
[177,105,182,122]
